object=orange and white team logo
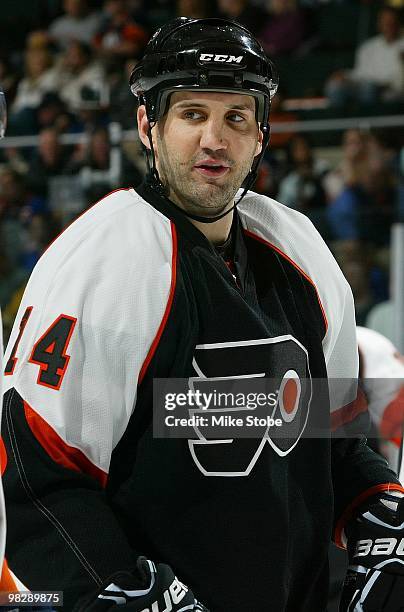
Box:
[188,335,312,476]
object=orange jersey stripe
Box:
[139,222,178,384]
[0,559,17,591]
[24,400,108,487]
[330,387,368,431]
[0,437,7,476]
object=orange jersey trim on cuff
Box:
[380,386,404,440]
[24,400,108,488]
[0,437,7,476]
[334,482,404,549]
[330,387,368,431]
[0,559,17,591]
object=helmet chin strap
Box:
[145,121,269,224]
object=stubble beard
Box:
[157,139,256,218]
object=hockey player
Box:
[0,85,5,586]
[328,326,404,611]
[0,83,21,596]
[2,18,404,611]
[0,83,49,610]
[357,326,404,474]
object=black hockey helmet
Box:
[129,17,279,222]
[130,17,278,124]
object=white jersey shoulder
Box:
[357,326,404,379]
[238,191,358,403]
[357,326,404,460]
[3,188,175,473]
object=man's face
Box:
[143,91,262,217]
[39,129,60,165]
[378,9,400,42]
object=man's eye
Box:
[183,111,204,120]
[228,113,245,123]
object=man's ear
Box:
[137,105,152,149]
[255,127,264,157]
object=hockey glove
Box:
[75,556,209,611]
[339,492,404,612]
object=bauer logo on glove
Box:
[340,492,404,612]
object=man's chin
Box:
[171,187,232,217]
[191,182,234,207]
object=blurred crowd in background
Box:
[0,0,404,341]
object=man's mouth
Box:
[193,160,230,178]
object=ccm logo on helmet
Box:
[198,53,244,64]
[354,538,404,557]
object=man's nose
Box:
[199,118,228,151]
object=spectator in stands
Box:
[340,259,377,326]
[69,126,142,193]
[21,210,59,271]
[259,0,307,56]
[254,91,299,199]
[0,249,28,314]
[177,0,210,19]
[55,40,106,112]
[70,126,111,173]
[36,93,73,134]
[327,143,396,247]
[216,0,268,34]
[11,47,57,116]
[71,126,115,202]
[94,0,148,69]
[25,127,73,198]
[48,0,103,50]
[0,167,48,270]
[277,134,329,234]
[323,129,370,203]
[109,58,138,128]
[0,56,17,109]
[325,6,404,107]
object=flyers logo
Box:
[188,336,312,476]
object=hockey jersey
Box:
[357,325,404,476]
[2,183,403,611]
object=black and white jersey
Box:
[357,326,404,475]
[2,182,402,611]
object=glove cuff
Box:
[334,483,404,549]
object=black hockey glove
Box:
[74,557,209,611]
[339,492,404,612]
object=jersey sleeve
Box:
[357,326,404,439]
[238,191,404,547]
[1,189,177,607]
[315,242,404,546]
[304,223,404,545]
[0,310,6,575]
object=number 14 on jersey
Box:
[4,307,77,390]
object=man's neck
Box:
[166,186,234,244]
[189,210,234,245]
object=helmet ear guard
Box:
[130,17,279,219]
